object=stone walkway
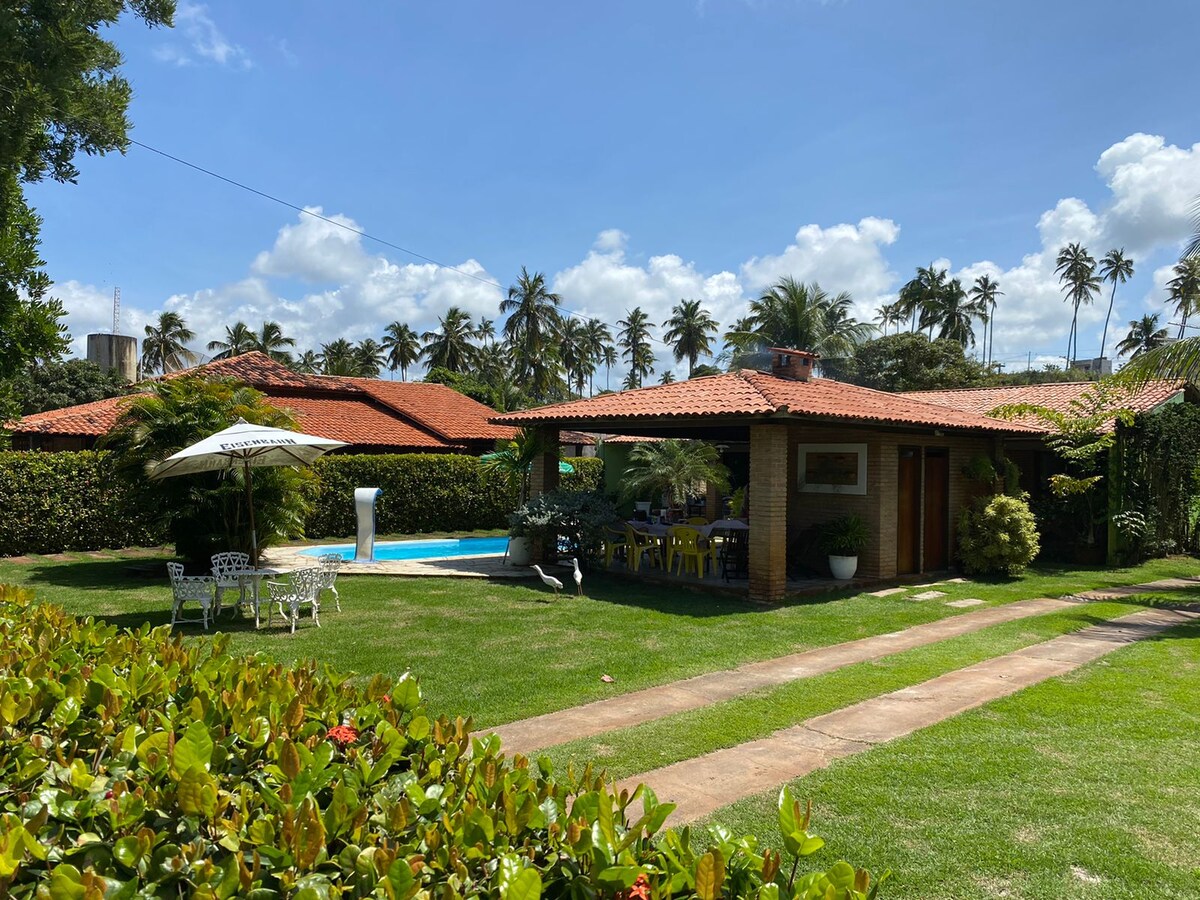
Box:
[613,605,1199,823]
[488,595,1080,754]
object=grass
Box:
[0,551,1196,730]
[703,594,1200,899]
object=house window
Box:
[797,443,868,495]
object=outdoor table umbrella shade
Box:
[149,419,347,566]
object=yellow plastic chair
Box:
[687,516,709,526]
[626,526,661,573]
[604,525,629,568]
[670,526,707,579]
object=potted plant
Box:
[819,514,868,580]
[506,516,534,566]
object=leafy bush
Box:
[509,488,618,563]
[957,493,1041,576]
[818,515,869,556]
[0,586,884,898]
[0,451,161,555]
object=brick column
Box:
[529,426,560,562]
[748,424,789,603]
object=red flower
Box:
[381,695,391,705]
[627,874,651,900]
[326,725,359,746]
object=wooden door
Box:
[897,448,921,574]
[923,449,950,571]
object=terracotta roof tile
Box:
[267,396,458,449]
[346,379,516,442]
[493,371,1041,435]
[10,396,127,436]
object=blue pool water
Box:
[298,536,509,562]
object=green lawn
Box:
[0,551,1196,730]
[703,591,1200,899]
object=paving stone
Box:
[868,587,907,597]
[942,577,969,584]
[621,606,1198,825]
[946,598,985,608]
[911,590,947,600]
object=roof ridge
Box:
[734,369,787,411]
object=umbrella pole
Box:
[244,459,258,568]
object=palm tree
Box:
[1116,314,1170,359]
[141,311,196,375]
[501,267,563,401]
[559,318,592,398]
[620,439,730,510]
[874,301,904,336]
[920,277,978,348]
[659,371,675,385]
[617,307,655,389]
[968,275,1003,367]
[600,343,618,392]
[475,342,510,388]
[476,317,496,346]
[1055,243,1099,364]
[1097,249,1134,361]
[662,299,718,376]
[381,322,420,380]
[727,278,871,366]
[898,265,949,335]
[253,320,296,363]
[421,306,478,373]
[582,319,614,396]
[481,428,556,505]
[293,350,320,374]
[1167,258,1200,339]
[354,339,385,378]
[318,338,358,375]
[206,322,257,360]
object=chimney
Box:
[769,348,818,382]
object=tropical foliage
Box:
[142,311,196,375]
[727,278,872,367]
[663,299,719,375]
[958,493,1040,575]
[621,439,730,509]
[1054,242,1099,364]
[7,359,130,416]
[1116,314,1169,359]
[618,307,656,389]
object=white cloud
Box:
[251,208,372,283]
[155,2,251,69]
[53,281,155,358]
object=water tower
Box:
[86,287,138,382]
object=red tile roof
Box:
[11,352,509,451]
[903,380,1188,431]
[493,371,1042,435]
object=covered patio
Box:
[493,350,1039,603]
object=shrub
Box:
[957,493,1041,576]
[0,586,884,898]
[509,488,618,563]
[818,515,869,557]
[0,450,161,555]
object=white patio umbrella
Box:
[149,419,347,566]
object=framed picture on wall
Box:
[797,443,868,495]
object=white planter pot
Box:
[508,536,532,566]
[828,555,858,580]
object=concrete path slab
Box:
[615,606,1198,824]
[911,590,947,600]
[488,596,1078,754]
[868,587,907,597]
[947,598,985,608]
[1069,577,1200,601]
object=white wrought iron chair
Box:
[267,566,323,634]
[167,562,215,631]
[316,552,344,612]
[210,551,250,616]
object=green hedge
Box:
[0,451,607,555]
[0,451,162,555]
[0,585,882,898]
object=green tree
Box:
[293,349,320,374]
[1055,242,1099,364]
[1097,249,1134,360]
[206,321,256,360]
[1166,257,1200,339]
[559,317,592,398]
[318,338,358,375]
[501,267,563,401]
[476,317,495,346]
[897,264,949,336]
[659,371,675,384]
[617,307,655,389]
[846,332,989,392]
[421,306,478,373]
[1116,313,1170,359]
[920,277,979,348]
[583,319,614,395]
[8,358,130,415]
[480,427,555,504]
[621,439,730,509]
[381,322,420,380]
[968,275,1002,366]
[600,343,619,392]
[354,338,385,378]
[252,320,295,363]
[662,299,718,376]
[728,277,871,366]
[142,311,196,374]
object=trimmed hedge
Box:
[0,585,883,898]
[0,451,162,555]
[0,451,606,555]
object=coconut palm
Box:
[421,306,478,373]
[354,339,385,378]
[968,275,1002,366]
[141,311,196,375]
[252,320,295,364]
[617,307,655,389]
[501,268,563,401]
[659,371,676,385]
[481,428,556,505]
[600,343,618,392]
[318,338,358,375]
[727,278,871,366]
[477,317,496,346]
[206,322,257,360]
[620,439,730,510]
[475,342,510,387]
[1167,258,1200,339]
[293,350,320,374]
[381,322,420,380]
[662,299,718,376]
[1055,243,1100,364]
[1116,314,1170,359]
[898,265,950,335]
[919,277,978,348]
[559,317,592,398]
[874,301,904,336]
[1097,249,1134,361]
[582,319,614,395]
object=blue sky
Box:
[30,0,1200,375]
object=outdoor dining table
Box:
[627,519,748,539]
[234,566,292,628]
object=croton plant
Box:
[0,585,884,899]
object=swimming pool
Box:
[297,536,509,562]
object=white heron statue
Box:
[531,565,563,596]
[570,557,583,595]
